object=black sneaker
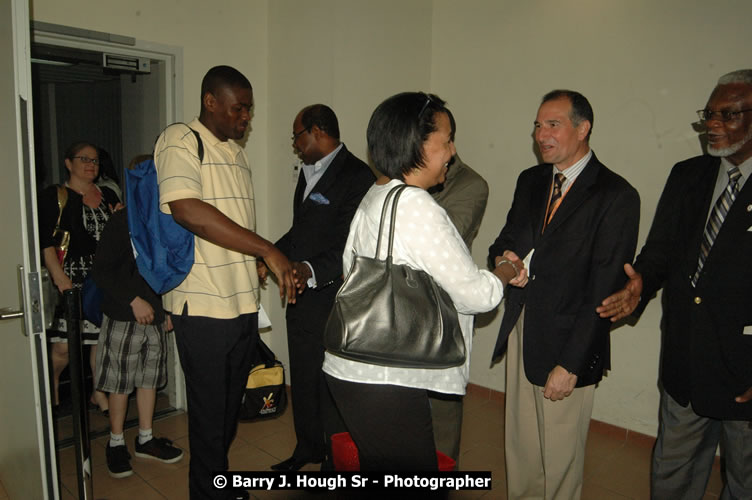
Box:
[106,443,133,478]
[134,436,184,464]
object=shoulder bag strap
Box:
[157,123,204,164]
[385,185,409,261]
[187,127,204,163]
[374,184,407,260]
[55,185,68,228]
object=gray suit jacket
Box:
[431,154,489,249]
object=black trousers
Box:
[325,374,438,471]
[173,309,257,500]
[286,312,332,462]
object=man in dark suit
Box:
[429,108,489,466]
[489,90,640,499]
[598,70,752,499]
[268,104,374,471]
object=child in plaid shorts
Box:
[92,206,183,478]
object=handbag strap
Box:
[255,336,278,367]
[374,184,409,261]
[55,185,68,229]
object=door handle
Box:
[0,308,24,320]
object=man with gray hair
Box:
[599,69,752,498]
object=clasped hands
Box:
[257,260,311,296]
[492,250,529,287]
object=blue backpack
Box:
[125,125,203,294]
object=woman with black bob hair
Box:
[323,92,519,470]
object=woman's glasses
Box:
[71,156,100,165]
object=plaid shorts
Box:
[95,314,168,394]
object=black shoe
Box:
[134,436,184,463]
[271,456,322,471]
[106,443,133,478]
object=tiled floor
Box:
[6,386,724,499]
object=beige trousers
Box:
[505,310,595,500]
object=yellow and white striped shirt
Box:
[155,118,259,319]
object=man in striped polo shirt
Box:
[155,65,295,500]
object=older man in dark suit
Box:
[489,90,640,499]
[598,70,752,499]
[267,104,374,472]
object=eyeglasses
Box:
[696,109,752,123]
[291,128,309,141]
[71,156,100,165]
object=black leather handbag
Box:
[324,184,465,369]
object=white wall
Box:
[29,0,752,436]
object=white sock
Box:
[109,432,125,447]
[138,428,153,445]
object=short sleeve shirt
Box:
[154,118,259,319]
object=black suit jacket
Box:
[276,145,375,330]
[633,155,752,420]
[488,154,640,387]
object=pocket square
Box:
[747,225,752,232]
[309,192,330,205]
[744,325,752,336]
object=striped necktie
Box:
[691,165,742,287]
[543,173,566,231]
